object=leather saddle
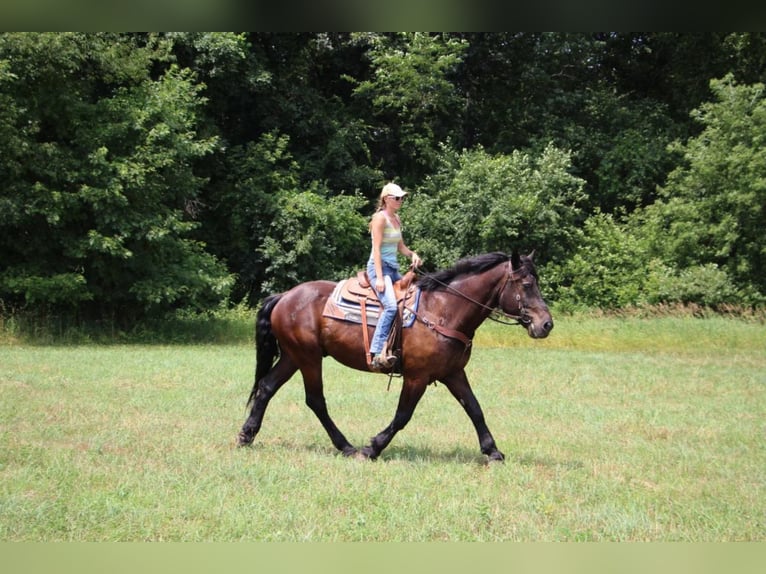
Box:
[339,269,416,307]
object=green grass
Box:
[1,315,764,540]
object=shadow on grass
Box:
[377,446,586,469]
[240,437,586,469]
[246,438,517,465]
[376,444,488,465]
[237,436,487,465]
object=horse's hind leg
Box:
[300,362,357,457]
[237,357,298,446]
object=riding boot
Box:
[370,353,395,372]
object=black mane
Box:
[417,252,511,292]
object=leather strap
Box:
[405,305,472,349]
[360,296,373,367]
[432,324,472,348]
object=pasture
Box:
[1,315,764,541]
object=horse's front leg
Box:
[441,369,505,462]
[359,377,427,460]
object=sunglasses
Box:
[388,196,404,201]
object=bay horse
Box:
[237,251,553,462]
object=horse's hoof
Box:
[486,451,505,464]
[236,432,254,447]
[341,446,358,458]
[352,450,376,461]
[356,446,378,461]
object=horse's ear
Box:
[511,249,522,269]
[528,249,536,261]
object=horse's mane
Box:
[417,252,511,292]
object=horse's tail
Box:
[246,293,283,407]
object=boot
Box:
[370,354,396,372]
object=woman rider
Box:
[367,182,422,371]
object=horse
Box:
[237,251,553,462]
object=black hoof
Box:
[341,446,358,457]
[358,446,378,460]
[486,450,505,463]
[236,431,254,447]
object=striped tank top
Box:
[374,213,402,266]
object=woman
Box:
[367,182,422,371]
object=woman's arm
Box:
[398,239,422,268]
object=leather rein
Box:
[405,259,530,348]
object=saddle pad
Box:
[322,280,420,328]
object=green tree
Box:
[240,33,381,193]
[545,212,652,310]
[203,131,303,303]
[349,32,468,186]
[643,74,766,302]
[0,33,231,321]
[259,186,368,296]
[405,143,586,269]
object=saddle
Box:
[323,269,418,373]
[340,270,415,305]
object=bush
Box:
[405,143,586,268]
[546,212,650,311]
[645,261,752,309]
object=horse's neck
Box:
[421,265,504,336]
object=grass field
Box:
[1,315,764,541]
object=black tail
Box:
[246,293,283,407]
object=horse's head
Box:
[499,251,553,339]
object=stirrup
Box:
[370,354,396,372]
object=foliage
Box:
[258,186,368,296]
[349,32,468,185]
[405,144,586,268]
[549,208,754,311]
[642,74,766,304]
[201,131,301,303]
[546,212,651,311]
[3,33,766,322]
[644,262,746,309]
[0,33,231,322]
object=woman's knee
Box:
[382,303,398,316]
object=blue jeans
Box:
[366,260,401,355]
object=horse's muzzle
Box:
[526,316,553,339]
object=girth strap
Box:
[405,305,472,349]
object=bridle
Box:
[414,259,531,328]
[485,259,532,327]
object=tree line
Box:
[1,32,764,324]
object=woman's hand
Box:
[411,252,423,268]
[375,277,386,292]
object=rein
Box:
[414,259,529,327]
[402,258,530,350]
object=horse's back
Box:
[272,280,335,322]
[271,279,373,370]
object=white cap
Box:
[381,182,407,198]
